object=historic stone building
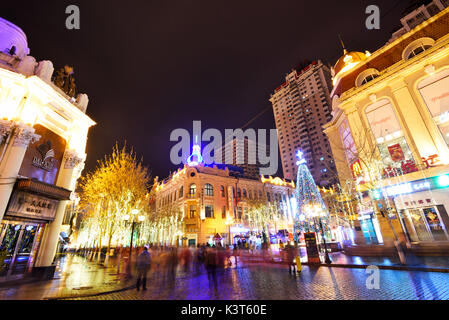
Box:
[324,6,449,250]
[0,17,95,280]
[152,143,296,246]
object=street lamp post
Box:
[225,216,234,246]
[123,209,145,277]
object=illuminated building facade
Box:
[153,142,296,247]
[0,17,95,280]
[324,7,449,248]
[270,60,337,187]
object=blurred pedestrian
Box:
[205,248,218,293]
[180,247,192,272]
[285,243,297,274]
[136,246,152,291]
[166,247,178,287]
[233,244,239,266]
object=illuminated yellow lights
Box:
[0,69,95,152]
[261,175,295,188]
[320,186,335,195]
[303,203,326,218]
[172,167,186,180]
[17,101,38,126]
[1,83,25,120]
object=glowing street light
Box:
[123,209,146,277]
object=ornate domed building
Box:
[0,17,95,281]
[323,6,449,253]
[0,17,29,58]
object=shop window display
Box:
[365,99,418,178]
[399,207,449,242]
[418,69,449,147]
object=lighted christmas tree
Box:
[295,150,330,236]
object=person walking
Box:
[136,246,152,291]
[167,247,179,287]
[285,243,297,274]
[205,248,218,294]
[232,244,239,266]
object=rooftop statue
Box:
[53,65,77,97]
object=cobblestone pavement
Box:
[69,263,449,300]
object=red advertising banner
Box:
[388,144,405,162]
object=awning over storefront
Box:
[16,179,71,200]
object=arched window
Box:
[259,190,262,198]
[220,186,225,197]
[248,190,252,200]
[205,183,214,196]
[242,189,247,198]
[365,99,417,176]
[418,68,449,146]
[237,188,241,198]
[356,69,380,87]
[179,186,184,198]
[267,193,271,202]
[403,38,435,61]
[189,183,196,196]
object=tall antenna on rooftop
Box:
[338,34,348,55]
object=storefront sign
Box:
[422,154,440,168]
[350,159,363,179]
[383,159,419,178]
[380,174,449,198]
[304,232,320,264]
[230,226,249,234]
[19,124,66,185]
[6,190,59,221]
[385,181,431,197]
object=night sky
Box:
[3,0,411,180]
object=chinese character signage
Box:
[304,232,320,264]
[19,125,66,185]
[6,190,59,221]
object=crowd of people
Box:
[132,241,302,291]
[74,239,303,293]
[133,243,235,292]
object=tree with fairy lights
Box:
[295,150,332,264]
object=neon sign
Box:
[379,174,449,197]
[384,181,431,197]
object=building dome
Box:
[333,50,368,76]
[0,17,30,58]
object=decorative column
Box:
[0,123,40,222]
[34,150,84,271]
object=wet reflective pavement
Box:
[70,263,449,300]
[0,255,126,300]
[1,253,449,300]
